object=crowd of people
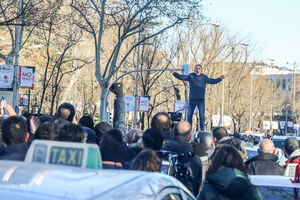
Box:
[1,101,300,199]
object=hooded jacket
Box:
[245,153,284,175]
[198,167,262,200]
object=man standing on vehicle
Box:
[171,64,224,131]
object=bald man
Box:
[245,139,284,175]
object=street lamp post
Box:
[285,78,294,134]
[133,27,143,129]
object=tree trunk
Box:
[100,85,108,122]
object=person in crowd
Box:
[245,139,284,175]
[142,128,163,151]
[0,116,28,160]
[162,120,202,196]
[210,127,246,160]
[198,146,262,200]
[130,149,161,172]
[77,115,96,144]
[279,137,300,167]
[100,128,125,169]
[55,102,76,122]
[57,122,86,143]
[79,115,94,129]
[192,131,213,187]
[34,121,58,141]
[212,127,230,146]
[94,122,112,145]
[151,112,172,140]
[171,64,224,131]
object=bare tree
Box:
[0,0,62,64]
[71,0,201,120]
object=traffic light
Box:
[107,112,112,124]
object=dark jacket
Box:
[198,167,262,200]
[163,138,202,196]
[0,144,28,161]
[173,72,222,101]
[245,153,284,175]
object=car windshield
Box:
[273,139,300,149]
[273,139,284,149]
[258,186,299,200]
[246,150,258,159]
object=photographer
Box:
[162,121,202,196]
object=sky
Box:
[202,0,300,68]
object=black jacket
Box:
[0,144,28,161]
[163,138,202,196]
[173,72,222,101]
[198,167,261,200]
[245,153,284,175]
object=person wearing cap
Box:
[279,137,300,167]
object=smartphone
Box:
[160,160,171,175]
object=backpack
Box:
[157,150,198,195]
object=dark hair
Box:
[284,137,299,155]
[130,149,161,172]
[38,114,54,123]
[151,112,172,133]
[94,122,112,144]
[79,115,94,129]
[207,146,247,176]
[34,122,58,141]
[142,128,163,151]
[55,102,75,122]
[100,128,125,162]
[212,127,228,141]
[1,116,27,145]
[57,122,86,143]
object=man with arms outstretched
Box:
[171,64,224,131]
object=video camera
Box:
[168,112,182,122]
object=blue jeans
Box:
[187,100,205,131]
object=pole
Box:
[221,62,225,126]
[285,81,289,134]
[28,90,30,113]
[249,74,253,130]
[270,81,273,133]
[13,0,23,110]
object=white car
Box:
[0,160,195,200]
[250,175,300,200]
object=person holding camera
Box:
[171,64,224,131]
[162,120,202,196]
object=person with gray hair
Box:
[245,139,284,175]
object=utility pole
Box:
[13,0,24,111]
[133,27,142,129]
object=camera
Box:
[168,112,182,122]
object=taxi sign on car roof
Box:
[25,140,102,169]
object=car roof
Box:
[0,161,192,200]
[250,175,300,188]
[271,135,300,140]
